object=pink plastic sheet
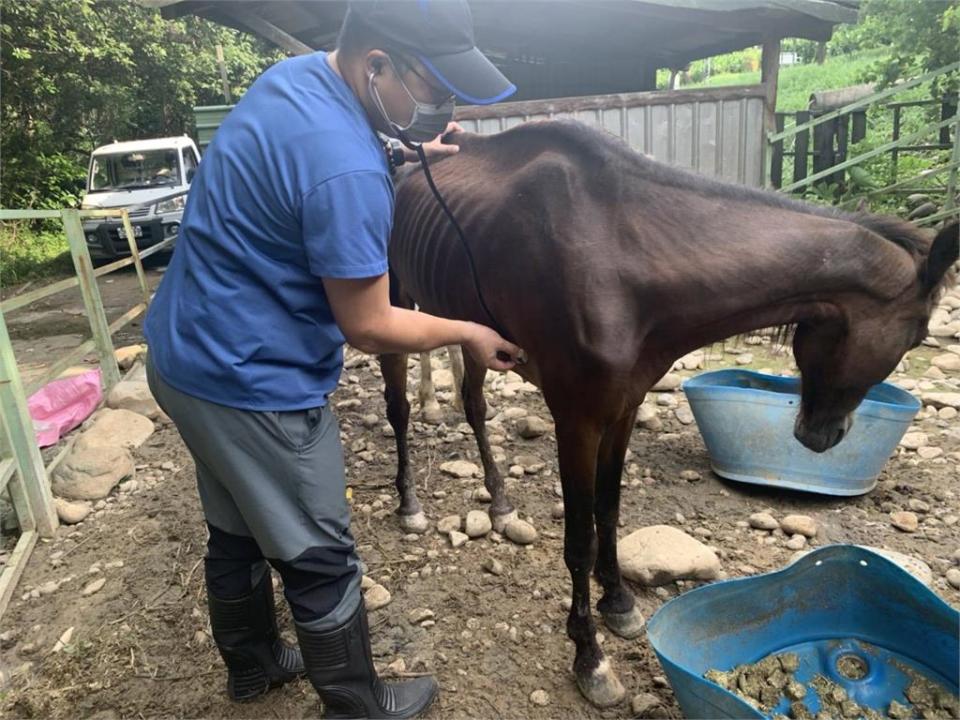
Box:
[27,369,102,448]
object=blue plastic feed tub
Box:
[682,369,920,495]
[647,545,960,720]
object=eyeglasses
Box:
[391,54,455,107]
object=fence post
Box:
[119,210,153,308]
[891,105,902,183]
[0,311,58,537]
[947,105,960,212]
[793,110,811,185]
[61,209,121,391]
[770,114,785,189]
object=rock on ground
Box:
[920,392,960,409]
[439,460,479,479]
[364,584,391,611]
[106,380,162,420]
[652,373,682,392]
[618,525,721,586]
[449,530,469,548]
[465,510,492,538]
[52,444,135,500]
[748,512,779,531]
[946,568,960,590]
[931,353,960,372]
[504,519,537,545]
[114,344,147,371]
[81,577,106,596]
[780,515,817,538]
[529,689,550,706]
[899,432,929,450]
[437,515,461,535]
[516,416,550,439]
[54,498,92,524]
[890,511,919,533]
[78,408,154,450]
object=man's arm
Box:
[323,273,522,371]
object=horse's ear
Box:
[923,222,959,291]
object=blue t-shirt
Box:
[145,52,393,411]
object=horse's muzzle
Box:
[794,414,853,453]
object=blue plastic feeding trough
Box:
[647,546,960,720]
[682,369,920,496]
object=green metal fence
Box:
[765,60,960,227]
[0,207,172,618]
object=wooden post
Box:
[61,210,121,392]
[794,110,811,185]
[892,105,902,183]
[761,38,781,136]
[216,44,232,104]
[835,113,849,189]
[0,311,57,537]
[941,94,957,147]
[119,210,152,309]
[946,104,960,212]
[761,38,781,188]
[771,114,785,189]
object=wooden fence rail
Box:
[0,207,173,618]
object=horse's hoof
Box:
[491,509,518,534]
[602,605,646,639]
[421,403,444,425]
[575,658,625,708]
[399,512,429,534]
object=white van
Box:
[80,136,201,260]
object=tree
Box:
[0,0,283,208]
[828,0,959,92]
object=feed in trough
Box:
[704,644,959,719]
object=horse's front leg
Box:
[556,417,626,708]
[594,408,646,638]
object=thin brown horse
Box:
[378,120,959,707]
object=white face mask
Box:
[368,59,455,145]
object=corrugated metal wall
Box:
[196,85,768,187]
[456,85,767,187]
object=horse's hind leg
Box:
[417,351,444,424]
[448,345,464,413]
[380,353,428,533]
[460,348,515,531]
[594,409,645,639]
[556,416,625,708]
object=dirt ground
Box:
[1,277,959,719]
[1,262,168,388]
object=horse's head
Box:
[793,222,958,453]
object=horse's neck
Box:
[644,206,915,356]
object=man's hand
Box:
[322,274,526,372]
[404,121,463,162]
[462,322,525,372]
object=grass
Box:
[0,224,74,292]
[685,48,952,211]
[687,50,887,111]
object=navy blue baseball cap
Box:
[344,0,516,105]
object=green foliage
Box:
[0,0,283,210]
[0,224,73,287]
[829,0,959,94]
[685,50,885,111]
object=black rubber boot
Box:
[207,570,306,702]
[297,601,439,719]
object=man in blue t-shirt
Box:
[144,2,520,717]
